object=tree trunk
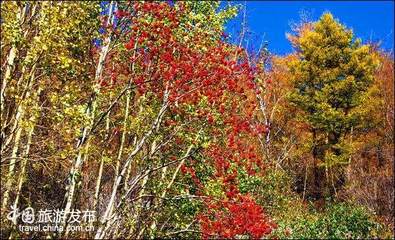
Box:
[2,61,37,211]
[94,91,169,239]
[11,123,34,215]
[311,129,325,201]
[0,3,29,120]
[94,113,111,211]
[148,144,194,233]
[62,1,116,232]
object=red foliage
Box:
[199,195,276,239]
[99,2,276,237]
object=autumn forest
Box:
[0,1,394,239]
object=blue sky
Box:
[224,1,394,55]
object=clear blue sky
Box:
[224,1,394,55]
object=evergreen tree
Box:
[287,13,379,200]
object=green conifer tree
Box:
[287,13,379,200]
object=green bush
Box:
[273,202,384,239]
[236,168,390,239]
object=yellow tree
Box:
[0,1,100,237]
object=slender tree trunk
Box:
[94,157,105,210]
[1,3,38,154]
[302,160,308,201]
[2,62,37,211]
[62,1,116,231]
[129,139,157,237]
[149,144,194,233]
[94,113,110,211]
[2,113,23,211]
[312,129,325,201]
[11,124,34,215]
[1,46,17,118]
[0,3,28,120]
[121,37,139,194]
[95,91,169,239]
[114,95,129,176]
[0,64,28,155]
[10,83,41,215]
[111,91,131,212]
[133,173,150,238]
[123,136,137,193]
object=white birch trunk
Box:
[149,144,193,232]
[62,2,116,230]
[11,123,34,214]
[0,3,28,118]
[2,61,37,210]
[94,90,169,239]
